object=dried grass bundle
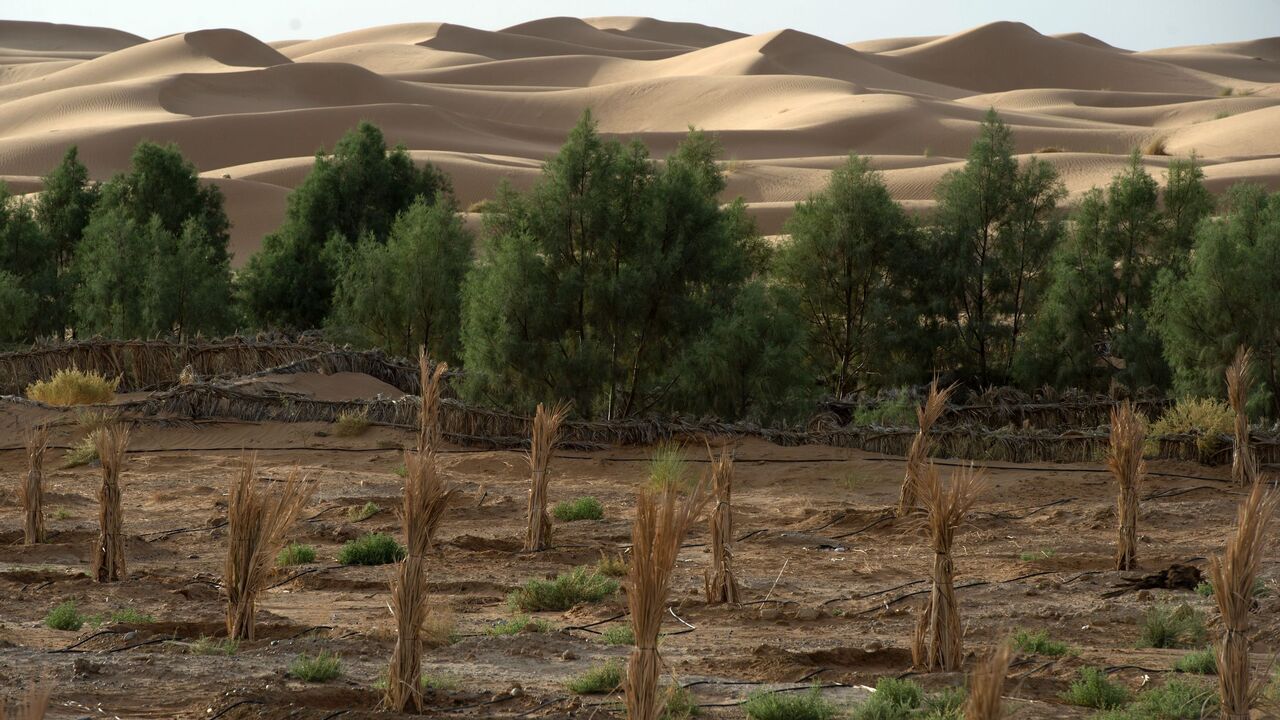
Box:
[1211,473,1277,719]
[386,449,455,712]
[417,348,447,454]
[21,426,49,545]
[1226,347,1254,486]
[964,641,1012,719]
[703,447,739,604]
[1108,401,1146,571]
[898,381,956,517]
[1,684,50,720]
[225,456,314,640]
[524,401,571,552]
[911,462,986,672]
[91,424,130,583]
[624,475,709,720]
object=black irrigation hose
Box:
[49,628,123,653]
[207,699,264,720]
[851,569,1059,616]
[821,579,927,607]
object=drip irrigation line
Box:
[141,520,227,542]
[851,569,1059,616]
[266,564,343,590]
[1105,664,1170,674]
[975,497,1076,520]
[682,667,827,690]
[49,628,123,653]
[434,693,520,713]
[513,697,564,717]
[207,699,264,720]
[563,613,627,633]
[286,625,333,639]
[106,635,172,653]
[822,579,927,606]
[319,712,348,720]
[1013,661,1056,679]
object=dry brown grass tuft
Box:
[898,381,955,517]
[225,456,314,640]
[703,446,739,604]
[385,435,455,711]
[417,348,447,454]
[1,684,51,720]
[911,462,986,672]
[524,401,571,552]
[624,470,709,720]
[1226,347,1254,486]
[1211,473,1277,719]
[22,426,49,545]
[1109,401,1146,571]
[91,424,130,583]
[964,641,1012,719]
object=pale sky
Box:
[10,0,1280,50]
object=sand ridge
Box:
[1,17,1278,262]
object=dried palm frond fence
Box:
[898,381,955,517]
[1226,347,1255,486]
[911,463,986,672]
[703,447,739,604]
[625,475,709,720]
[22,426,49,545]
[1211,473,1277,719]
[524,402,570,552]
[1109,401,1146,571]
[225,457,314,640]
[91,424,130,583]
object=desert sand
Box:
[0,17,1277,260]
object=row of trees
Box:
[2,112,1276,419]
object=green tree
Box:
[35,147,98,331]
[776,156,916,397]
[72,207,154,337]
[1158,156,1215,264]
[932,109,1065,386]
[0,270,37,343]
[329,198,473,360]
[0,185,57,342]
[240,122,451,329]
[143,218,235,337]
[1152,183,1280,416]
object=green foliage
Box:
[0,184,57,342]
[552,497,604,522]
[777,156,920,397]
[241,122,452,329]
[1019,548,1057,562]
[920,687,966,720]
[461,112,782,420]
[289,651,342,682]
[852,393,917,427]
[1173,648,1216,674]
[36,147,99,330]
[1152,182,1280,417]
[649,443,690,490]
[566,660,623,695]
[661,685,702,720]
[1095,678,1217,719]
[337,532,405,565]
[851,677,924,720]
[45,600,85,630]
[1148,399,1232,453]
[1013,628,1070,656]
[1194,578,1266,598]
[746,686,839,720]
[348,501,381,522]
[486,614,551,636]
[600,625,634,645]
[328,197,473,361]
[1062,667,1130,709]
[277,542,317,566]
[100,608,154,625]
[61,435,98,468]
[1139,604,1206,649]
[189,636,239,655]
[932,109,1066,386]
[507,566,619,611]
[596,553,628,577]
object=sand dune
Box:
[1,16,1277,264]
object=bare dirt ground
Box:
[1,403,1276,719]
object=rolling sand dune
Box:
[1,16,1278,264]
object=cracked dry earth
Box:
[0,409,1276,719]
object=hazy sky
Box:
[11,0,1280,50]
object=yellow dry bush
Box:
[1149,398,1234,453]
[25,368,119,406]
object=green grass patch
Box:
[601,625,635,646]
[53,508,72,520]
[662,685,701,720]
[348,501,381,522]
[553,497,604,522]
[337,532,405,566]
[1062,667,1129,709]
[566,660,623,695]
[853,393,917,427]
[1140,604,1206,649]
[289,651,342,682]
[190,636,239,655]
[649,443,690,490]
[508,566,619,611]
[1173,648,1216,675]
[1013,628,1070,656]
[486,614,551,636]
[747,685,840,720]
[1095,678,1216,719]
[596,553,628,578]
[1019,548,1056,562]
[45,600,84,631]
[91,608,154,626]
[277,542,317,566]
[1195,578,1266,598]
[851,677,924,720]
[61,435,98,469]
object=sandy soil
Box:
[1,375,1276,718]
[0,18,1277,259]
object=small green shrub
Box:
[1195,578,1265,598]
[596,553,628,577]
[1173,648,1216,674]
[508,566,619,611]
[853,394,917,427]
[338,532,405,565]
[289,651,342,682]
[566,660,623,695]
[54,508,72,520]
[348,501,381,522]
[101,608,154,625]
[1148,399,1233,453]
[1098,678,1217,719]
[277,542,317,566]
[601,625,635,646]
[1140,604,1206,649]
[851,676,924,720]
[333,409,371,437]
[486,614,551,636]
[1063,667,1129,709]
[61,435,98,468]
[45,600,84,631]
[1013,629,1070,656]
[1019,548,1056,562]
[25,367,119,406]
[662,685,702,720]
[921,687,965,719]
[649,443,689,490]
[553,497,604,522]
[190,636,239,655]
[747,686,839,720]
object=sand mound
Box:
[0,20,143,53]
[237,372,408,402]
[584,16,746,48]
